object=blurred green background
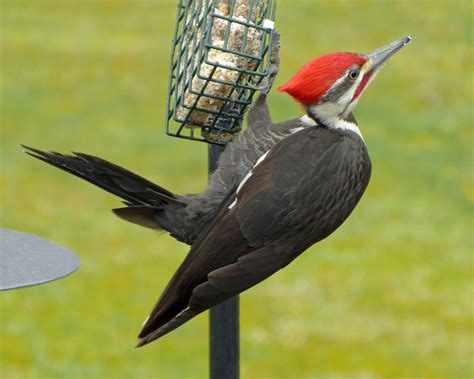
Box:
[1,0,472,378]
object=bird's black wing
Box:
[137,127,365,346]
[236,129,352,247]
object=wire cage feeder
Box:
[166,0,276,145]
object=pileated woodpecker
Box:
[135,36,411,346]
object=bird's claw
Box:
[258,29,280,95]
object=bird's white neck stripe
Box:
[306,107,364,141]
[332,119,364,140]
[299,115,317,127]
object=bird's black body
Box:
[137,125,371,345]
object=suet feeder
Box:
[166,0,276,145]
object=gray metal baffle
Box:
[0,229,80,290]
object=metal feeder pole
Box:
[208,144,240,379]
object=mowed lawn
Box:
[1,1,472,378]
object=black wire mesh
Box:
[166,0,276,145]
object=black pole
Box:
[208,143,240,379]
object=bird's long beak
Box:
[364,36,412,71]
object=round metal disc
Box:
[0,229,80,290]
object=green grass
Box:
[1,0,472,378]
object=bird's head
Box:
[278,36,411,128]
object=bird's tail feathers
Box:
[22,145,183,230]
[113,206,163,230]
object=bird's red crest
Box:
[278,52,366,105]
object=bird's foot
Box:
[256,29,280,95]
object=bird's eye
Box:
[349,69,359,80]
